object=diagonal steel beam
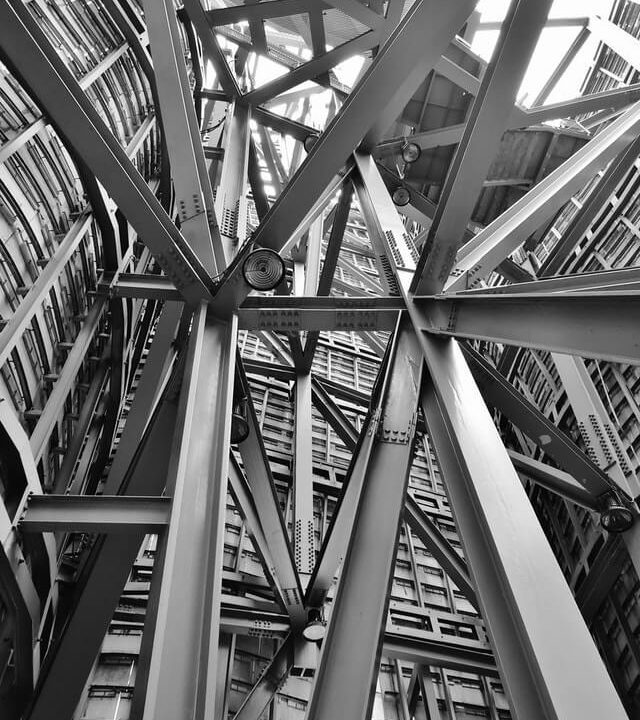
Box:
[232,634,294,720]
[306,320,423,719]
[459,343,619,500]
[0,0,214,305]
[228,455,288,611]
[413,0,553,295]
[207,0,317,25]
[445,99,640,292]
[404,493,477,607]
[242,31,381,107]
[26,364,181,720]
[181,0,242,97]
[418,334,627,720]
[508,451,600,511]
[143,0,224,273]
[236,360,306,628]
[310,375,359,451]
[211,0,476,314]
[541,134,640,276]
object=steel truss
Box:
[1,0,640,719]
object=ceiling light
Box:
[302,609,326,642]
[242,248,285,291]
[600,494,634,533]
[401,141,421,164]
[230,397,250,444]
[392,186,411,206]
[304,133,319,152]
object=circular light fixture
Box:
[401,141,421,164]
[600,495,634,533]
[230,397,250,444]
[302,609,326,642]
[304,133,319,152]
[242,248,285,291]
[392,186,411,207]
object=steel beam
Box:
[211,0,476,313]
[293,372,315,580]
[236,361,306,628]
[243,31,381,107]
[0,0,213,304]
[590,14,640,71]
[239,296,402,331]
[181,0,241,97]
[508,451,600,511]
[26,368,180,720]
[445,99,640,292]
[383,626,497,678]
[310,376,359,451]
[418,333,627,720]
[460,343,616,497]
[454,265,640,295]
[418,291,640,365]
[207,0,317,25]
[404,494,477,606]
[228,455,289,611]
[0,215,92,370]
[30,297,107,462]
[142,0,223,274]
[306,320,423,720]
[141,305,236,720]
[413,0,552,295]
[524,83,640,126]
[302,181,354,370]
[531,25,590,106]
[216,102,252,262]
[542,135,640,276]
[19,495,170,533]
[232,635,294,720]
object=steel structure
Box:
[1,1,640,719]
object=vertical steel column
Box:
[306,320,423,720]
[141,304,237,720]
[293,371,315,583]
[418,332,627,720]
[216,102,251,262]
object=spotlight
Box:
[242,248,285,291]
[401,141,421,164]
[302,608,326,642]
[304,133,319,152]
[600,494,634,533]
[392,186,411,207]
[230,397,250,444]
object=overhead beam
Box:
[418,291,640,365]
[242,31,381,107]
[19,496,170,533]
